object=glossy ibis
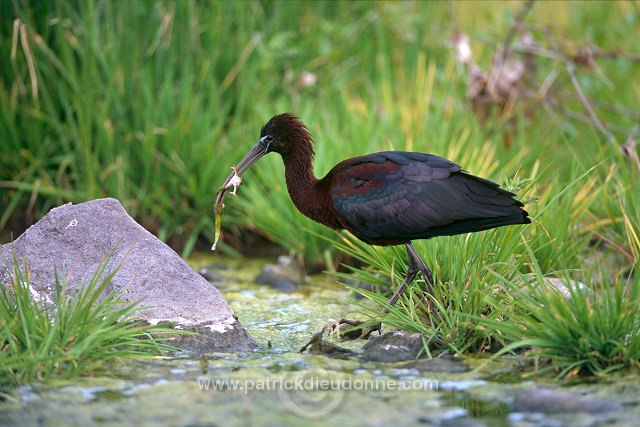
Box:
[216,113,530,336]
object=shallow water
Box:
[1,255,639,427]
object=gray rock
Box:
[171,323,254,354]
[361,330,427,362]
[402,355,468,373]
[512,388,622,414]
[520,274,590,300]
[0,198,256,353]
[255,255,306,292]
[198,267,226,283]
[543,277,589,299]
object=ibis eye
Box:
[260,135,274,152]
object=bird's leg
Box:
[334,243,436,340]
[405,242,434,297]
[383,245,420,311]
[357,256,416,338]
[405,242,438,317]
[381,243,434,311]
[359,243,427,338]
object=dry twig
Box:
[487,0,536,94]
[452,0,639,157]
[543,28,617,147]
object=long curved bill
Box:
[212,141,268,250]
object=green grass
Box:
[484,243,640,377]
[2,1,640,375]
[0,255,176,390]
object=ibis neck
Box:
[281,147,336,229]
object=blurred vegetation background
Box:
[1,0,637,260]
[2,0,640,373]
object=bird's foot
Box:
[325,318,382,340]
[299,330,357,358]
[360,322,382,339]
